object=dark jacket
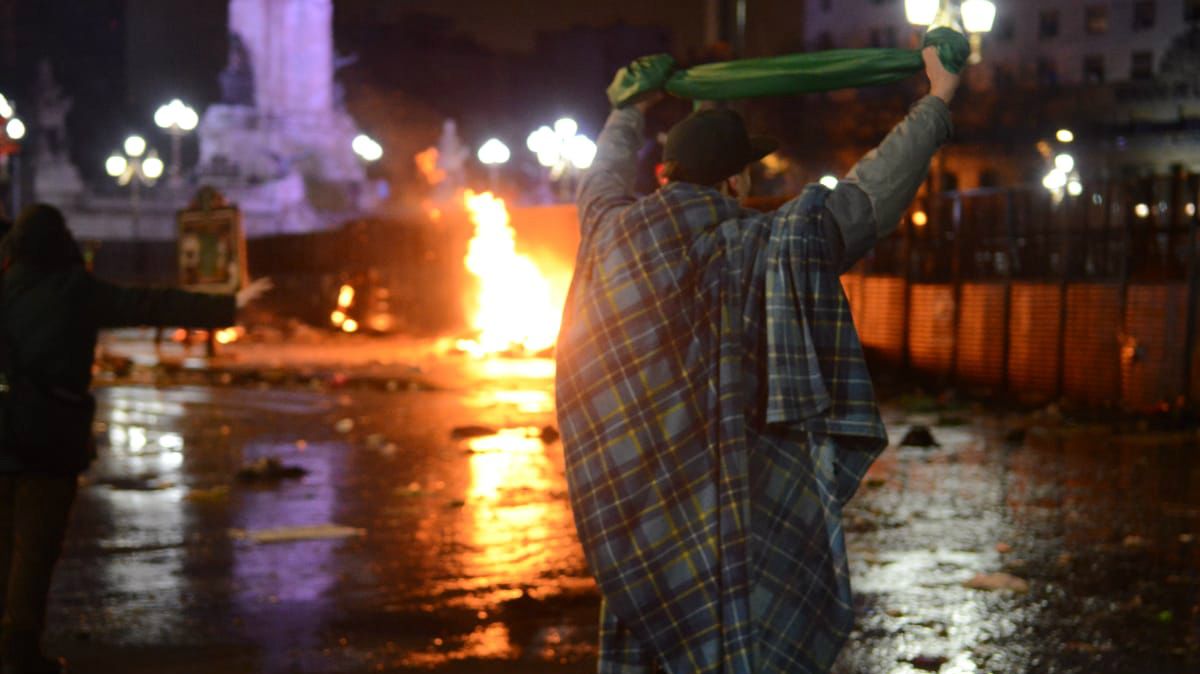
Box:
[0,263,236,473]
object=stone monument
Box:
[198,0,371,234]
[32,60,84,203]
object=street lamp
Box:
[526,118,597,178]
[153,98,198,188]
[907,0,996,63]
[352,134,383,162]
[477,138,510,189]
[0,92,25,213]
[107,134,163,279]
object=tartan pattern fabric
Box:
[557,176,888,674]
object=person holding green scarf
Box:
[556,41,962,674]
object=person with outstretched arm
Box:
[556,48,960,674]
[0,203,271,674]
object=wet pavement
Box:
[42,341,1200,673]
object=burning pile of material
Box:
[330,284,359,333]
[455,191,563,358]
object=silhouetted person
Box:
[0,204,269,673]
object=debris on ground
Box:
[97,475,176,491]
[900,425,940,448]
[539,425,561,443]
[963,572,1029,593]
[229,524,365,544]
[1004,427,1027,445]
[907,654,949,671]
[450,425,497,439]
[235,457,308,482]
[995,542,1012,554]
[184,485,231,503]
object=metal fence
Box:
[845,174,1200,411]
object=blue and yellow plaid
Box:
[557,181,888,674]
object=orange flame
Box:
[456,191,564,357]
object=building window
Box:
[1134,1,1156,30]
[1084,54,1106,84]
[1085,5,1109,34]
[869,26,897,48]
[995,16,1016,41]
[1039,10,1060,39]
[1037,58,1059,88]
[1131,51,1155,80]
[815,31,833,50]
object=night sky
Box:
[0,0,805,188]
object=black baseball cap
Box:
[662,109,778,186]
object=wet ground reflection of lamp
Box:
[106,135,164,280]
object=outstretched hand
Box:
[923,46,961,105]
[236,277,274,309]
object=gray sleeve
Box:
[575,107,645,245]
[826,95,953,268]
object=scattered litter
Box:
[995,542,1012,554]
[451,425,496,439]
[907,655,948,671]
[1003,428,1027,445]
[397,482,423,496]
[539,425,561,443]
[963,572,1029,593]
[235,457,308,482]
[100,476,176,491]
[446,499,466,509]
[884,608,904,618]
[334,418,355,433]
[900,425,939,448]
[1123,534,1147,548]
[185,485,230,503]
[229,524,365,544]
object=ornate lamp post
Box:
[477,138,510,189]
[106,135,164,278]
[906,0,996,63]
[153,98,198,189]
[0,93,26,213]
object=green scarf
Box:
[608,27,969,108]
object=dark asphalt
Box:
[35,356,1200,673]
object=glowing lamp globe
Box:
[905,0,940,26]
[819,175,839,190]
[477,138,511,165]
[962,0,997,33]
[142,155,165,180]
[124,135,147,157]
[105,155,128,178]
[5,118,25,140]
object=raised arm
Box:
[576,99,654,245]
[86,276,236,329]
[825,47,959,271]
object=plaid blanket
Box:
[557,175,888,674]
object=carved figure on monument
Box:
[35,60,72,161]
[219,33,256,106]
[434,119,469,200]
[32,59,83,202]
